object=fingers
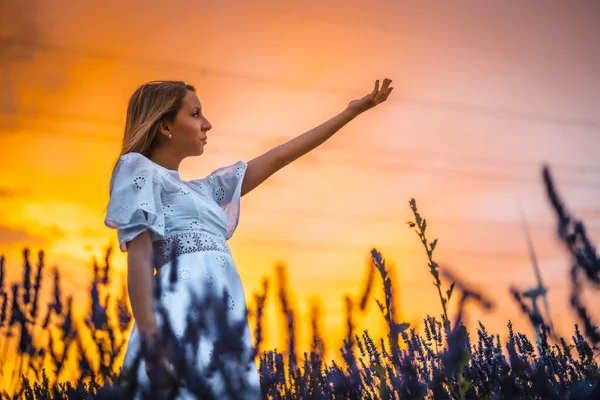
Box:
[373,78,393,102]
[372,78,392,94]
[380,78,392,97]
[381,78,392,90]
[371,79,380,95]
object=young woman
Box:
[104,78,393,398]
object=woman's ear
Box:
[158,121,171,137]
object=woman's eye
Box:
[193,112,199,118]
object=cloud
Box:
[0,225,47,245]
[0,187,30,199]
[0,188,16,198]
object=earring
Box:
[168,133,172,139]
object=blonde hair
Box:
[121,80,196,157]
[107,80,195,191]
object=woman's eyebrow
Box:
[193,106,201,111]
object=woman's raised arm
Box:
[241,78,394,197]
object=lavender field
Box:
[0,166,598,399]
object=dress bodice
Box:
[104,152,247,256]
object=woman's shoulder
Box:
[110,152,163,190]
[114,152,161,175]
[118,152,154,166]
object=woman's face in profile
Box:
[172,90,212,156]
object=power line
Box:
[3,113,599,185]
[2,36,599,189]
[244,209,600,230]
[221,128,600,176]
[0,109,123,130]
[0,120,119,142]
[322,143,600,175]
[274,146,600,189]
[325,152,600,189]
[2,36,600,131]
[2,123,599,191]
[308,150,600,189]
[236,236,564,261]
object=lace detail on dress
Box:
[178,268,192,282]
[235,163,245,178]
[215,186,226,203]
[133,176,146,190]
[153,231,231,267]
[189,220,200,230]
[163,204,174,216]
[105,152,166,252]
[203,160,248,240]
[228,293,235,311]
[215,255,227,269]
[205,274,215,288]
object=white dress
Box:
[104,152,261,399]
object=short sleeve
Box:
[205,160,247,240]
[104,153,166,252]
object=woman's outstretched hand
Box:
[346,78,394,115]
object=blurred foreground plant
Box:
[0,165,598,399]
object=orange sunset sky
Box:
[1,0,600,366]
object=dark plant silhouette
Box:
[0,165,598,399]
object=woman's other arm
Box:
[126,227,158,337]
[126,222,174,381]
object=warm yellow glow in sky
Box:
[1,0,600,385]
